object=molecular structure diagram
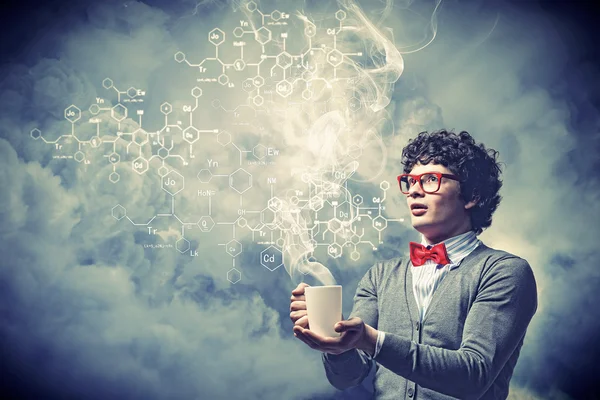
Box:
[30,1,405,284]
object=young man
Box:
[290,130,538,399]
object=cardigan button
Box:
[415,321,420,331]
[408,387,414,397]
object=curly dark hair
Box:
[401,129,503,235]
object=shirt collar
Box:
[420,230,481,268]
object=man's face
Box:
[405,162,474,243]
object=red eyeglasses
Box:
[397,172,460,194]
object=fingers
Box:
[294,314,309,329]
[293,326,321,350]
[289,300,306,312]
[289,309,307,323]
[339,316,361,326]
[293,325,353,355]
[291,282,310,297]
[290,307,309,329]
[335,317,362,332]
[290,297,308,327]
[290,284,313,345]
[297,328,344,353]
[290,294,305,303]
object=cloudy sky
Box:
[1,0,598,399]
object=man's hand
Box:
[290,282,378,356]
[290,282,310,329]
[293,316,378,356]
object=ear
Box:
[464,191,480,210]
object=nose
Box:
[407,181,425,198]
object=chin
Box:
[410,217,429,230]
[411,220,437,236]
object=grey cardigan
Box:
[321,243,538,399]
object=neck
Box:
[422,223,473,245]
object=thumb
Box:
[334,317,359,332]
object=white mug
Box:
[305,285,343,337]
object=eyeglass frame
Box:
[397,172,461,194]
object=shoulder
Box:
[474,243,537,287]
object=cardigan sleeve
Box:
[321,263,380,390]
[373,256,538,399]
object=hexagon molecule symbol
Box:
[74,151,85,163]
[226,239,243,257]
[108,152,120,164]
[276,80,293,98]
[174,51,186,63]
[197,216,215,232]
[111,104,127,122]
[30,128,41,140]
[233,27,245,38]
[309,196,324,211]
[108,172,121,183]
[161,102,173,115]
[242,79,254,92]
[217,131,231,146]
[111,204,126,220]
[260,207,278,228]
[132,157,149,174]
[127,87,137,98]
[191,87,203,98]
[89,104,100,115]
[255,27,272,45]
[158,166,169,177]
[304,25,316,37]
[268,196,283,212]
[271,10,282,21]
[373,215,388,231]
[234,59,246,71]
[90,136,102,148]
[176,238,190,254]
[132,132,147,146]
[328,218,343,234]
[157,147,170,159]
[276,52,293,69]
[327,49,344,67]
[229,168,252,194]
[253,76,265,87]
[328,243,342,259]
[253,144,267,160]
[218,74,230,85]
[183,126,200,144]
[102,78,114,89]
[109,172,120,183]
[261,245,283,271]
[253,95,264,107]
[227,268,242,284]
[64,105,81,123]
[209,28,225,46]
[162,171,184,196]
[197,169,213,183]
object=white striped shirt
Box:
[410,230,481,322]
[373,230,481,357]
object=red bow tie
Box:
[409,242,451,267]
